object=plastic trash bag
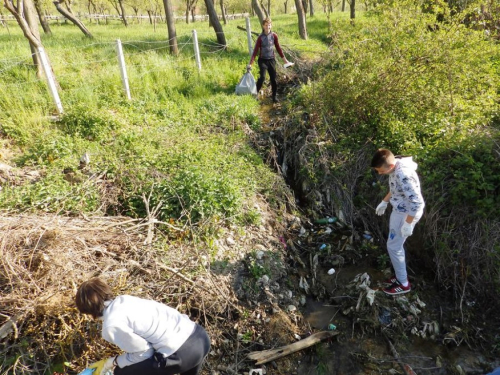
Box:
[235,71,257,96]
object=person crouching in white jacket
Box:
[75,278,210,375]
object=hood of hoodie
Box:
[396,156,418,172]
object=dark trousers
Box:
[114,324,210,375]
[257,58,277,98]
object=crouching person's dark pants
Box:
[114,324,210,375]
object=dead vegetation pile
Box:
[0,213,248,375]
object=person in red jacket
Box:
[247,18,290,103]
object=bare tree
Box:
[204,0,226,49]
[342,0,345,11]
[252,0,264,24]
[109,0,128,26]
[146,0,162,28]
[302,0,308,14]
[349,0,355,20]
[259,1,268,18]
[309,0,314,16]
[34,0,51,34]
[294,0,308,39]
[3,0,43,76]
[53,0,93,37]
[283,0,289,14]
[163,0,178,54]
[219,0,226,25]
[259,0,268,18]
[185,0,197,23]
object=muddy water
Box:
[298,263,492,375]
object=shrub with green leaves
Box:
[291,2,500,305]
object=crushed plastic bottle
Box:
[315,217,337,224]
[78,369,95,375]
[328,323,337,331]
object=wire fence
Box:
[0,13,249,24]
[0,19,329,113]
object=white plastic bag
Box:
[235,71,257,96]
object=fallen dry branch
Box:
[247,331,338,365]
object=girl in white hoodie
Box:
[76,278,210,375]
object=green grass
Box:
[0,13,337,225]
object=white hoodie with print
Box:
[388,157,425,215]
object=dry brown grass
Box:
[0,213,243,374]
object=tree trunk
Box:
[204,0,226,49]
[53,1,93,37]
[342,0,346,11]
[294,0,308,39]
[162,0,178,55]
[252,0,265,24]
[302,0,308,14]
[23,0,43,76]
[34,0,52,35]
[267,0,270,16]
[118,0,128,26]
[309,0,314,16]
[220,0,227,25]
[260,1,269,18]
[284,0,288,14]
[350,0,355,20]
[3,0,43,76]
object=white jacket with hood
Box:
[388,157,425,215]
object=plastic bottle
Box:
[78,369,96,375]
[315,217,337,224]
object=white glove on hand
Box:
[401,221,413,238]
[89,357,115,375]
[375,201,388,216]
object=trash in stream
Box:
[328,323,337,331]
[299,276,310,294]
[378,307,392,325]
[327,268,336,275]
[315,217,337,224]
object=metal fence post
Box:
[115,39,131,100]
[37,47,63,115]
[192,30,201,72]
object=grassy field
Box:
[0,13,338,225]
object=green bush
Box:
[56,105,120,141]
[289,2,500,305]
